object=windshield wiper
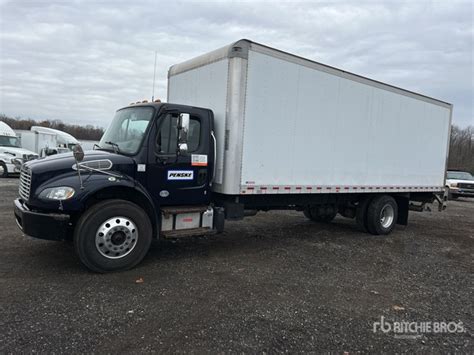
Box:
[104,141,121,153]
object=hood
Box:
[447,178,474,184]
[0,146,37,158]
[26,150,135,175]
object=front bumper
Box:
[14,198,71,240]
[449,188,474,198]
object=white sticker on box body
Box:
[167,170,194,180]
[191,154,208,166]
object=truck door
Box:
[146,108,213,207]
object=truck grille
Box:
[19,166,32,201]
[459,183,474,190]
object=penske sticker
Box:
[167,170,194,180]
[191,154,208,166]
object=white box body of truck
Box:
[168,40,452,196]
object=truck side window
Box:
[156,114,201,154]
[187,119,201,152]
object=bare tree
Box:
[0,114,104,141]
[448,125,474,174]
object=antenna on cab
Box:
[152,50,157,102]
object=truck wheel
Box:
[303,207,337,223]
[74,199,152,273]
[0,162,8,178]
[366,195,398,235]
[355,196,373,232]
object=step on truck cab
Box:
[14,39,452,272]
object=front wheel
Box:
[0,162,8,178]
[74,199,152,273]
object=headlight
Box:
[39,187,75,200]
[12,158,23,167]
[450,182,458,188]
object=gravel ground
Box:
[0,178,472,353]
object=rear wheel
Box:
[0,162,8,178]
[74,199,152,273]
[355,196,373,232]
[366,195,398,235]
[303,206,337,223]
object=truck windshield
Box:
[447,171,474,180]
[99,107,154,155]
[0,135,21,148]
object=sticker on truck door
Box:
[191,154,208,166]
[167,170,194,180]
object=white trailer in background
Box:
[16,126,79,157]
[16,129,57,155]
[0,122,38,177]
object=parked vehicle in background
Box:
[14,39,452,272]
[446,170,474,199]
[39,147,71,158]
[0,122,38,177]
[16,129,57,156]
[17,126,79,155]
[30,126,78,150]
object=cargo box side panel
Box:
[240,49,451,192]
[168,59,229,188]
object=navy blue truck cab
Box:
[14,102,220,272]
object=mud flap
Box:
[395,196,409,225]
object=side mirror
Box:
[177,113,190,154]
[73,144,84,162]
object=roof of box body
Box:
[168,39,452,108]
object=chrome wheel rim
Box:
[95,216,138,259]
[380,204,395,229]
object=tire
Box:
[366,195,398,235]
[74,199,152,273]
[355,196,373,232]
[0,162,8,178]
[303,207,337,223]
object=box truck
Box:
[16,128,58,156]
[14,40,452,272]
[17,126,79,157]
[0,121,38,177]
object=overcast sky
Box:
[0,0,472,128]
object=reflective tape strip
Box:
[240,185,444,194]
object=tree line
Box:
[448,125,474,174]
[0,114,104,141]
